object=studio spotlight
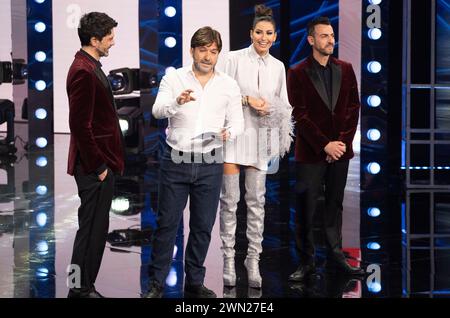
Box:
[367,129,381,141]
[0,59,27,85]
[367,207,381,217]
[108,68,158,95]
[367,61,382,74]
[367,95,381,107]
[367,242,381,250]
[368,28,382,40]
[369,0,382,5]
[366,162,381,175]
[164,6,177,17]
[34,22,46,33]
[0,100,16,154]
[164,37,177,48]
[367,282,382,293]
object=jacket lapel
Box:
[330,61,342,111]
[305,65,330,110]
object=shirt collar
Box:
[311,56,331,69]
[248,44,270,65]
[186,64,221,78]
[79,49,102,68]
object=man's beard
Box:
[316,45,334,56]
[97,47,109,57]
[193,60,213,74]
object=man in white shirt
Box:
[144,26,244,298]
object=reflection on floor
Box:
[0,134,449,298]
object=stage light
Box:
[36,137,47,148]
[36,212,47,227]
[35,108,47,119]
[165,66,176,75]
[34,0,46,3]
[164,37,177,48]
[108,68,158,95]
[119,119,129,134]
[34,22,46,33]
[164,6,177,17]
[366,162,381,174]
[36,185,48,195]
[367,95,381,107]
[367,242,381,250]
[367,61,382,73]
[367,207,381,217]
[111,197,130,213]
[35,51,46,62]
[36,267,49,278]
[369,0,382,5]
[36,240,49,254]
[368,28,382,40]
[166,267,177,287]
[367,129,381,141]
[367,282,382,293]
[173,245,178,259]
[36,156,48,167]
[35,80,46,91]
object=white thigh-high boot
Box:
[244,168,266,288]
[219,173,240,286]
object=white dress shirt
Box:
[223,45,290,170]
[152,65,245,154]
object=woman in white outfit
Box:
[220,4,293,288]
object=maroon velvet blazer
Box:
[66,51,124,176]
[287,56,360,164]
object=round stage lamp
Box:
[367,242,381,250]
[164,37,177,48]
[36,156,48,167]
[367,61,382,74]
[367,207,381,217]
[35,108,47,119]
[367,129,381,141]
[164,6,177,17]
[34,22,46,33]
[36,267,49,278]
[368,28,382,40]
[35,51,46,62]
[35,80,47,91]
[367,282,382,293]
[36,185,48,195]
[366,162,381,175]
[369,0,382,5]
[36,212,48,227]
[367,95,381,107]
[36,137,48,148]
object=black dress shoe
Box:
[68,287,105,298]
[327,255,366,276]
[184,284,217,298]
[143,282,164,298]
[288,264,316,282]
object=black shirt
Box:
[312,57,332,107]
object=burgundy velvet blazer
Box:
[287,56,360,164]
[66,51,124,176]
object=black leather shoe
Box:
[68,287,105,298]
[143,282,164,298]
[288,264,316,282]
[184,284,217,298]
[327,255,366,276]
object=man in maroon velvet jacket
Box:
[66,12,124,298]
[287,17,364,281]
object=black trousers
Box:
[295,160,349,265]
[70,163,115,290]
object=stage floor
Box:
[0,133,449,298]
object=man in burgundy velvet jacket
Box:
[66,12,124,298]
[287,17,364,282]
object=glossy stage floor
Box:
[0,133,449,298]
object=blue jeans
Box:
[149,147,223,286]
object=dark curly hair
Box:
[77,12,118,46]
